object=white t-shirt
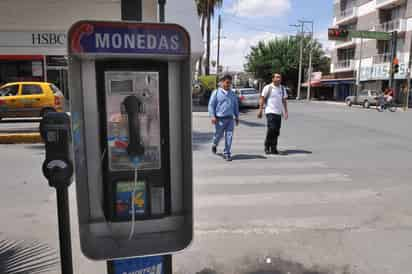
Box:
[261,84,288,115]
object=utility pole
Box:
[297,23,304,100]
[307,21,314,101]
[291,20,313,100]
[307,48,313,100]
[405,38,412,111]
[356,36,363,97]
[216,14,222,88]
[389,31,398,92]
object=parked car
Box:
[345,90,380,108]
[235,88,260,108]
[0,82,64,120]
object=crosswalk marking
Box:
[195,189,378,208]
[190,122,374,234]
[195,173,351,185]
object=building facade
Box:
[0,0,202,97]
[331,0,412,102]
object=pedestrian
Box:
[208,74,240,161]
[257,73,289,154]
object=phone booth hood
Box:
[68,21,193,260]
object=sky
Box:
[208,0,334,72]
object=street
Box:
[1,102,412,274]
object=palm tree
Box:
[196,0,223,75]
[195,0,207,75]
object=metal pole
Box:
[307,21,314,101]
[158,0,166,22]
[216,14,221,88]
[389,31,398,91]
[121,0,142,21]
[297,23,304,100]
[356,37,363,97]
[405,40,412,111]
[307,49,313,100]
[56,187,73,274]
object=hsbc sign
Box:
[0,31,66,48]
[31,32,66,46]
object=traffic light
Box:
[328,28,350,41]
[392,57,400,74]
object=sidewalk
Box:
[301,100,347,107]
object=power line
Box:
[223,17,280,34]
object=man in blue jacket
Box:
[208,74,240,161]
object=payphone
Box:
[68,21,193,260]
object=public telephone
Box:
[95,61,171,222]
[68,21,193,260]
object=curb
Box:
[0,133,43,144]
[307,100,347,106]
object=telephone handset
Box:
[98,66,171,223]
[122,95,145,159]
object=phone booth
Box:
[68,21,193,260]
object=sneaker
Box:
[265,147,271,155]
[225,155,232,161]
[212,145,217,154]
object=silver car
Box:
[345,90,380,108]
[235,88,260,108]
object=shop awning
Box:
[302,81,322,87]
[0,55,44,61]
[321,78,355,86]
[302,78,355,87]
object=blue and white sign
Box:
[110,256,165,274]
[360,62,408,81]
[69,21,189,56]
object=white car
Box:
[235,88,260,108]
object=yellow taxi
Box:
[0,82,65,120]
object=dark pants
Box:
[265,114,282,150]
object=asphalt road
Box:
[1,101,412,274]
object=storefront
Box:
[0,55,44,84]
[360,61,408,103]
[0,30,68,97]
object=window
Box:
[240,89,258,95]
[49,84,62,95]
[22,84,43,95]
[0,85,19,96]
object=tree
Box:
[196,0,223,75]
[245,36,330,89]
[195,0,207,75]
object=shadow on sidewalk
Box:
[0,238,58,274]
[232,154,267,160]
[192,131,214,151]
[239,120,265,128]
[216,153,266,161]
[280,149,312,155]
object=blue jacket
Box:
[208,88,239,119]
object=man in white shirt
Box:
[257,73,289,154]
